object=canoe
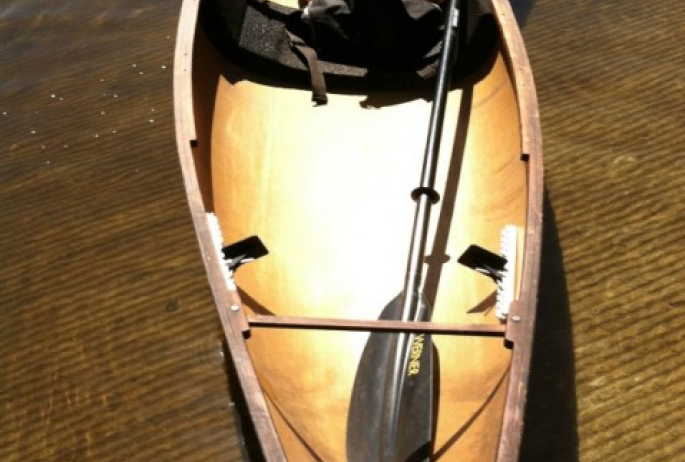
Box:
[173,0,543,461]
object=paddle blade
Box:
[347,294,435,462]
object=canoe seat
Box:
[200,0,499,97]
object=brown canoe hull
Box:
[173,0,543,460]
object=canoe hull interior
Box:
[174,0,543,461]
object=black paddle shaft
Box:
[401,0,461,326]
[347,3,462,461]
[382,0,462,459]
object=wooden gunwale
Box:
[487,0,543,461]
[174,0,289,460]
[173,0,543,460]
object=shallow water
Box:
[1,1,683,462]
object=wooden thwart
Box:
[247,314,506,336]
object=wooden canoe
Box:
[173,0,543,461]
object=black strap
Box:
[287,30,328,105]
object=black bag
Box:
[201,0,498,103]
[295,0,444,65]
[285,0,444,102]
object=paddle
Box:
[347,1,462,461]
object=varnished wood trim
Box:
[173,1,289,461]
[248,314,507,336]
[488,0,544,461]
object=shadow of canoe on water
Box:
[508,0,537,27]
[519,192,579,462]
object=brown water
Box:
[1,1,683,461]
